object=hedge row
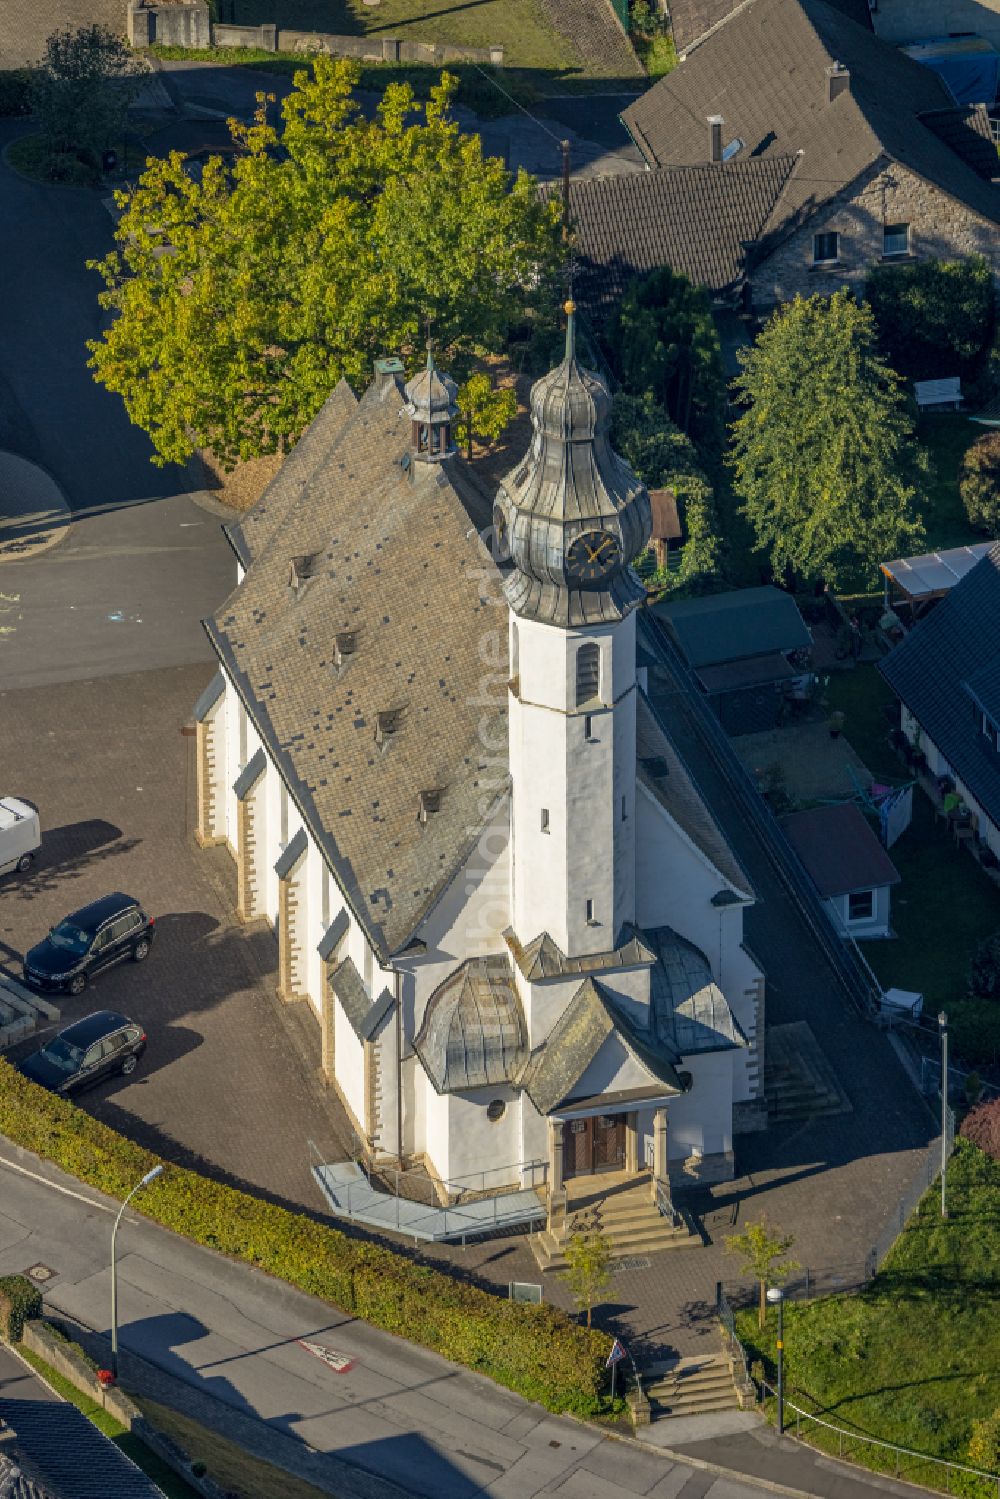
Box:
[0,1062,609,1413]
[0,1274,42,1341]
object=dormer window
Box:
[334,631,357,670]
[375,709,402,748]
[418,788,441,822]
[289,553,322,593]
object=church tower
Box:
[496,303,652,958]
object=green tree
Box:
[611,390,720,592]
[87,59,562,469]
[724,1217,799,1329]
[455,371,518,459]
[32,25,146,168]
[606,266,724,446]
[968,1407,1000,1471]
[559,1219,612,1329]
[867,256,994,383]
[730,291,926,588]
[960,432,1000,536]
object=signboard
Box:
[606,1338,626,1368]
[509,1282,543,1305]
[297,1338,355,1373]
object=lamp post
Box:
[110,1165,163,1379]
[766,1286,785,1435]
[939,1011,948,1220]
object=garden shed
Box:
[781,803,901,938]
[654,586,812,734]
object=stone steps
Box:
[530,1189,699,1270]
[645,1357,739,1419]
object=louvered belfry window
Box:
[575,643,600,706]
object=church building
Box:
[192,307,766,1245]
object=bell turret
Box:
[495,302,651,628]
[404,343,458,464]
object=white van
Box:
[0,797,41,876]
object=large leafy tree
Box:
[605,265,724,447]
[611,390,719,592]
[33,24,147,165]
[867,256,994,384]
[730,291,926,588]
[88,59,562,468]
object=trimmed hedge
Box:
[0,1062,609,1413]
[0,1274,42,1341]
[0,69,35,118]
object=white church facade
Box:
[192,314,766,1237]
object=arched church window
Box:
[575,642,600,706]
[510,622,519,683]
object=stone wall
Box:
[873,0,1000,51]
[129,3,503,63]
[752,157,1000,312]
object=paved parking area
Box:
[0,662,350,1213]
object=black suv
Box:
[19,1011,147,1095]
[23,893,155,997]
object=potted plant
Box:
[828,710,845,739]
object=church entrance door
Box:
[562,1114,626,1178]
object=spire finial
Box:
[563,297,576,363]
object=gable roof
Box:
[880,543,1000,824]
[654,586,811,667]
[669,0,871,53]
[205,371,508,960]
[647,925,747,1053]
[622,0,1000,245]
[564,156,798,310]
[781,803,901,897]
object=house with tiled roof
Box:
[880,542,1000,861]
[193,315,766,1236]
[575,0,1000,314]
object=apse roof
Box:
[414,955,527,1094]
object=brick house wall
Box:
[752,158,1000,312]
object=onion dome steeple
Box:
[494,301,651,628]
[404,341,458,464]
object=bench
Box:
[914,376,963,410]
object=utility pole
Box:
[939,1011,949,1219]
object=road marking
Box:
[0,1155,116,1215]
[297,1338,355,1373]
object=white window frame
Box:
[847,889,875,923]
[883,222,909,258]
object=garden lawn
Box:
[737,1139,1000,1497]
[225,0,582,73]
[918,414,985,552]
[826,664,1000,1067]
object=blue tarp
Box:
[903,36,1000,105]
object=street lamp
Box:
[110,1165,163,1379]
[939,1011,949,1220]
[766,1286,785,1435]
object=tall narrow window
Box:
[321,867,331,930]
[279,783,289,848]
[585,898,596,924]
[621,795,627,822]
[364,944,374,997]
[584,714,595,741]
[540,808,550,834]
[576,643,600,706]
[238,702,248,769]
[510,622,519,684]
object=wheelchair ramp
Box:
[312,1161,545,1242]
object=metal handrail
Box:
[757,1379,1000,1496]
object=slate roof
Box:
[563,157,798,309]
[414,955,528,1093]
[503,924,656,981]
[646,925,747,1054]
[0,1449,56,1499]
[521,976,683,1115]
[636,689,755,897]
[880,543,1000,826]
[223,378,358,571]
[622,0,1000,251]
[330,958,395,1041]
[205,369,508,959]
[781,803,901,897]
[669,0,871,53]
[654,586,811,668]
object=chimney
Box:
[708,115,724,163]
[826,61,850,103]
[373,355,404,393]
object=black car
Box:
[19,1011,147,1095]
[23,892,155,997]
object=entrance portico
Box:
[546,1090,674,1218]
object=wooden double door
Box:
[563,1114,626,1178]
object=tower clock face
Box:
[566,530,621,583]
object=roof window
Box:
[289,553,322,593]
[334,631,357,669]
[418,788,442,822]
[375,709,403,748]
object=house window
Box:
[575,643,601,706]
[883,222,909,257]
[585,898,596,924]
[584,714,595,741]
[540,808,550,834]
[848,889,874,923]
[813,231,839,264]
